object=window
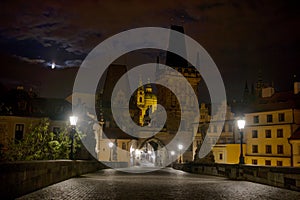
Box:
[228,125,233,132]
[252,145,258,153]
[252,130,258,138]
[219,153,223,160]
[122,142,126,150]
[213,125,217,132]
[277,129,283,138]
[265,130,271,138]
[139,97,142,103]
[279,113,285,122]
[15,124,24,141]
[252,159,257,165]
[267,114,273,123]
[277,145,284,154]
[277,161,283,166]
[265,160,271,166]
[253,116,259,123]
[53,127,60,134]
[266,145,272,154]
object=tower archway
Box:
[133,137,169,167]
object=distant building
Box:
[0,86,72,151]
[243,86,300,167]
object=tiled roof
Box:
[289,127,300,140]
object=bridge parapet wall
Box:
[173,163,300,191]
[0,160,105,199]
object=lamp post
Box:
[237,119,246,164]
[108,142,114,161]
[178,144,183,163]
[170,151,175,167]
[69,115,78,160]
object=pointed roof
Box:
[165,25,188,68]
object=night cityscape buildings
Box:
[0,1,300,198]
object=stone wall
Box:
[0,160,105,199]
[173,163,300,191]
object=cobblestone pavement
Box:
[17,167,300,200]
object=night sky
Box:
[0,0,299,101]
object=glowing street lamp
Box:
[178,144,183,163]
[170,151,175,167]
[237,119,246,164]
[108,142,114,161]
[69,115,78,160]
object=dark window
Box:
[267,114,273,123]
[53,127,60,134]
[265,130,271,138]
[277,145,284,154]
[15,124,24,141]
[253,116,259,123]
[252,130,258,138]
[228,125,233,132]
[213,125,217,132]
[279,113,285,122]
[277,161,283,166]
[265,160,271,166]
[122,142,126,150]
[219,153,223,160]
[139,97,142,103]
[252,145,258,153]
[266,145,272,154]
[277,129,283,138]
[252,159,257,165]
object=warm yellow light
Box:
[237,119,246,129]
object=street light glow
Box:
[237,119,246,130]
[170,151,175,156]
[69,116,78,126]
[108,142,114,148]
[178,144,183,150]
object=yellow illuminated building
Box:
[213,144,246,164]
[244,108,300,167]
[136,79,157,126]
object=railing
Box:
[173,162,300,191]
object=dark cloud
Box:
[0,0,299,100]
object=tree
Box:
[1,118,83,161]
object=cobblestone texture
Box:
[17,167,300,200]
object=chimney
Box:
[294,82,300,94]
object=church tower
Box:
[136,79,157,126]
[156,25,201,133]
